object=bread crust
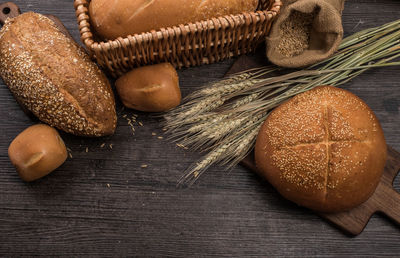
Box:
[0,12,117,137]
[89,0,259,39]
[8,124,68,182]
[115,63,181,112]
[255,86,387,213]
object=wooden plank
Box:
[0,0,399,256]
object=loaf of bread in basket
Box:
[89,0,259,39]
[74,0,282,77]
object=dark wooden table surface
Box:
[0,0,399,256]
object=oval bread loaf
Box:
[255,86,387,213]
[89,0,259,39]
[0,12,117,137]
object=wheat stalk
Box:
[165,19,400,185]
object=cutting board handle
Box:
[375,148,400,225]
[0,2,20,25]
[378,187,400,225]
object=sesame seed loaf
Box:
[255,86,387,213]
[0,12,117,137]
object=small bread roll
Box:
[8,124,68,182]
[116,63,181,112]
[255,86,387,213]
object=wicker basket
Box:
[74,0,282,77]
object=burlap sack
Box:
[266,0,345,68]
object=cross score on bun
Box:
[89,0,259,39]
[255,86,387,213]
[0,12,117,137]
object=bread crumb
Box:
[152,132,157,136]
[85,147,88,153]
[100,143,105,148]
[109,144,113,149]
[158,136,163,140]
[107,183,110,188]
[123,113,137,135]
[141,164,148,168]
[177,143,189,150]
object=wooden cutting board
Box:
[228,55,400,236]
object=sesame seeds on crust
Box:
[255,86,387,212]
[0,12,117,137]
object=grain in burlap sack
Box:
[266,0,345,68]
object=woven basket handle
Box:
[0,2,20,25]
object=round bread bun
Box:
[255,86,387,213]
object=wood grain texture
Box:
[0,0,399,256]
